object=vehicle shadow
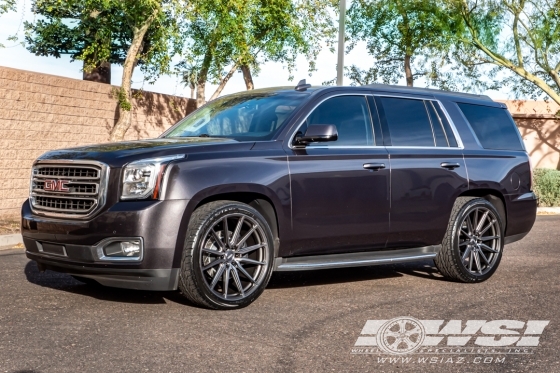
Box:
[24,259,448,304]
[267,259,447,289]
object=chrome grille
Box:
[30,161,108,218]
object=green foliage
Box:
[179,0,335,90]
[448,0,560,105]
[345,0,458,88]
[25,0,182,80]
[533,168,560,207]
[0,0,16,15]
[112,87,132,111]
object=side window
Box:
[299,95,374,146]
[457,103,524,151]
[425,101,459,147]
[376,97,435,147]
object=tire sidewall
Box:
[187,202,275,309]
[451,199,504,282]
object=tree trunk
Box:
[83,61,111,84]
[241,65,254,90]
[196,82,206,109]
[109,10,158,142]
[209,64,239,101]
[190,85,195,99]
[404,54,413,87]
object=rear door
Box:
[286,94,390,256]
[373,95,469,248]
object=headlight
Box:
[121,155,184,200]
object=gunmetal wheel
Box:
[435,197,504,282]
[179,201,274,309]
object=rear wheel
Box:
[178,201,274,309]
[435,197,504,282]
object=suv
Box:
[22,83,537,309]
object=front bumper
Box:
[22,198,189,291]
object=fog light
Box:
[103,240,142,258]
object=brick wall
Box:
[0,66,195,218]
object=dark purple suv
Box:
[22,83,537,309]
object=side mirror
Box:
[294,124,338,146]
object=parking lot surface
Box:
[1,216,559,373]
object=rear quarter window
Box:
[457,103,524,151]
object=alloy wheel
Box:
[457,207,501,276]
[199,213,269,301]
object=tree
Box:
[180,0,335,107]
[0,0,15,15]
[25,0,183,140]
[346,0,456,87]
[449,0,560,107]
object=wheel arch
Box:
[458,189,507,231]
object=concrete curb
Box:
[0,234,23,248]
[537,207,560,215]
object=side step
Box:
[274,245,440,272]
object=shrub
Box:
[533,168,560,207]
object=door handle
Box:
[363,163,386,171]
[441,162,461,170]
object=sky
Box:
[0,0,510,101]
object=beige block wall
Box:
[0,66,195,218]
[500,100,560,170]
[0,66,559,220]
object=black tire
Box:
[434,197,504,283]
[178,200,275,310]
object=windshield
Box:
[163,92,306,141]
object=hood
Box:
[37,137,253,167]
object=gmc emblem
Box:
[43,179,70,192]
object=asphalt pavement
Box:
[1,216,559,373]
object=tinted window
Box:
[165,92,304,141]
[377,97,435,146]
[425,101,448,147]
[434,102,458,147]
[458,103,524,150]
[299,96,373,146]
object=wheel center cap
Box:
[225,250,234,262]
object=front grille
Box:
[30,162,108,218]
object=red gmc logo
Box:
[43,179,70,192]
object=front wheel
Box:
[435,197,504,283]
[178,201,275,309]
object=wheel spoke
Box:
[473,250,482,273]
[237,257,266,266]
[479,220,496,236]
[459,241,469,247]
[480,235,499,241]
[231,267,245,297]
[235,226,257,249]
[230,216,244,247]
[462,246,472,262]
[222,217,229,247]
[210,230,225,251]
[466,214,475,235]
[478,248,490,265]
[202,258,225,271]
[475,210,489,232]
[223,265,230,298]
[469,250,473,272]
[234,262,256,283]
[237,243,266,255]
[210,263,226,289]
[202,247,225,256]
[479,243,499,253]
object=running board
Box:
[274,245,440,271]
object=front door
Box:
[286,94,390,256]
